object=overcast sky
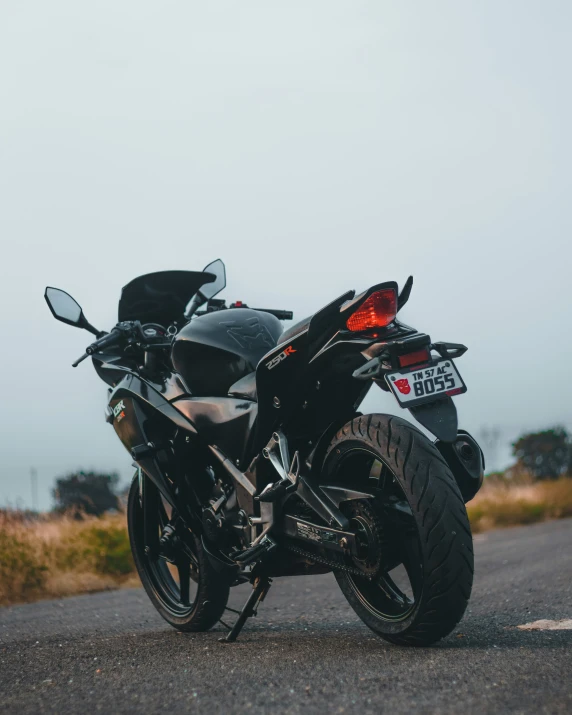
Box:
[1,1,571,510]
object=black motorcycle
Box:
[45,260,483,645]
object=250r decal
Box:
[265,345,296,370]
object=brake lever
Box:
[72,352,90,368]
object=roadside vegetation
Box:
[0,510,135,606]
[1,427,571,606]
[468,425,572,532]
[467,476,572,533]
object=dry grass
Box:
[467,477,572,533]
[0,510,136,607]
[2,477,572,606]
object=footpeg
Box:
[262,431,300,486]
[256,478,293,503]
[131,441,169,461]
[232,535,277,566]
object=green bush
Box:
[0,511,134,606]
[80,523,134,577]
[0,529,48,604]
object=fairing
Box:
[172,397,258,466]
[118,271,216,326]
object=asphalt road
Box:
[1,519,571,714]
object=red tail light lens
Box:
[346,289,397,332]
[398,349,430,368]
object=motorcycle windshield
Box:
[118,270,215,326]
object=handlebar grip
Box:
[256,309,293,320]
[86,329,121,355]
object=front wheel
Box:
[323,414,474,646]
[127,473,229,632]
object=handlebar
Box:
[71,305,294,368]
[196,302,293,320]
[255,308,293,320]
[86,329,122,355]
[73,329,123,367]
[72,321,144,367]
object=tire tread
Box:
[324,414,474,647]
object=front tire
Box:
[323,414,474,646]
[127,474,229,632]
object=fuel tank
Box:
[172,308,283,396]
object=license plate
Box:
[385,359,466,407]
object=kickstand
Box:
[218,576,272,643]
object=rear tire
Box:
[127,474,229,632]
[324,414,474,646]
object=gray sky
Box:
[1,1,571,510]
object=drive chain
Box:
[283,542,374,580]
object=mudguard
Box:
[409,396,458,442]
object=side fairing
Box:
[171,397,257,467]
[254,329,310,451]
[107,375,196,506]
[252,290,366,453]
[107,373,257,481]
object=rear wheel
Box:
[323,414,474,646]
[127,473,229,632]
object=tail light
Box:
[346,289,397,332]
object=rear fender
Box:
[408,396,458,442]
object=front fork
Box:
[140,468,161,557]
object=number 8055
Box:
[413,373,455,397]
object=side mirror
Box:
[199,259,226,301]
[44,287,101,336]
[183,259,227,319]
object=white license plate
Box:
[385,359,466,407]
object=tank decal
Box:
[219,316,276,351]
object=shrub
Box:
[0,513,48,604]
[467,477,572,533]
[76,521,133,577]
[0,510,134,606]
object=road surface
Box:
[1,519,571,714]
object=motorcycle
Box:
[45,259,483,645]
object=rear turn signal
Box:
[346,289,397,332]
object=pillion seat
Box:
[279,315,311,344]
